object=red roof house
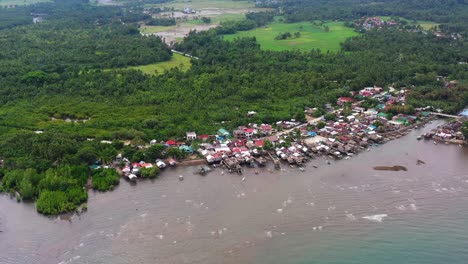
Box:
[255,140,264,147]
[198,134,210,140]
[166,139,178,146]
[337,97,354,106]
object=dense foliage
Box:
[140,167,160,179]
[462,122,468,139]
[35,166,88,215]
[91,169,120,191]
[217,11,275,34]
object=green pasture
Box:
[223,21,359,52]
[145,0,254,10]
[185,13,246,25]
[122,53,192,75]
[140,25,174,34]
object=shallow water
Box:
[1,120,468,264]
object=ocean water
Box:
[1,120,467,264]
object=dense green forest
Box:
[0,0,467,215]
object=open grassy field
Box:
[145,0,255,10]
[185,13,246,25]
[122,53,192,75]
[223,21,359,52]
[140,25,174,34]
[0,0,51,6]
[139,13,245,35]
[139,0,271,44]
[379,16,439,30]
[417,21,439,30]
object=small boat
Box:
[299,167,305,172]
[416,136,422,140]
[168,158,177,166]
[122,166,131,173]
[433,141,438,145]
[198,165,211,175]
[179,175,184,181]
[156,159,166,169]
[126,173,137,182]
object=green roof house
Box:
[217,128,231,137]
[377,112,389,119]
[396,117,410,125]
[421,111,431,117]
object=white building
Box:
[186,132,197,140]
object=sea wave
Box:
[362,214,388,222]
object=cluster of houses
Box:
[120,156,173,181]
[294,87,440,159]
[334,86,424,127]
[188,125,275,168]
[355,17,398,31]
[355,16,463,39]
[111,85,447,179]
[193,125,314,169]
[424,119,466,142]
[434,31,463,40]
[177,86,429,168]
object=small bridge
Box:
[429,112,462,119]
[170,49,200,60]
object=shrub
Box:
[140,167,160,179]
[36,191,76,215]
[92,169,120,191]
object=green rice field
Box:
[223,21,359,52]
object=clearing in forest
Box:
[140,0,269,44]
[223,20,359,52]
[122,53,192,75]
[378,16,439,30]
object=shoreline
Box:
[1,118,459,220]
[177,159,207,166]
[165,115,456,176]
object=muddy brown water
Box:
[1,119,468,264]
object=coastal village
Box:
[114,85,468,181]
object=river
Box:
[1,120,468,264]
